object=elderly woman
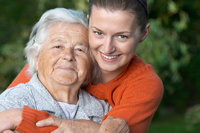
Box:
[0,8,112,132]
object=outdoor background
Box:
[0,0,199,132]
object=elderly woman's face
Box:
[35,22,90,88]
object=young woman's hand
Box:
[0,108,22,132]
[99,116,130,133]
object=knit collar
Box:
[29,74,105,118]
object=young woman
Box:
[5,0,163,132]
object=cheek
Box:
[37,56,48,73]
[89,33,99,49]
[77,57,90,76]
[119,41,138,55]
[37,50,59,74]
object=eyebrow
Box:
[51,37,66,43]
[76,43,87,47]
[116,31,134,35]
[91,26,103,32]
[91,26,134,35]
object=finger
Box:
[106,116,115,119]
[116,118,126,127]
[3,130,14,133]
[120,125,130,133]
[14,130,21,133]
[115,118,129,133]
[36,117,62,127]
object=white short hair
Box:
[25,8,88,76]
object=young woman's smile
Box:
[100,51,121,62]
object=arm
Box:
[0,106,57,133]
[16,106,129,133]
[102,73,164,133]
[0,108,22,132]
[36,116,129,133]
[16,106,57,133]
[0,106,56,133]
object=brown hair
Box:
[88,0,148,32]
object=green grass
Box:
[148,114,188,133]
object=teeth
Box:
[101,53,118,59]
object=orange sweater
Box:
[16,106,57,133]
[9,55,163,133]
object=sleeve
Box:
[102,73,164,133]
[7,64,31,89]
[16,106,57,133]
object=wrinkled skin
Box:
[36,116,129,133]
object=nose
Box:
[102,37,115,54]
[61,48,75,61]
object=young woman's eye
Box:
[119,35,128,39]
[94,31,103,36]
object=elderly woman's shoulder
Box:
[0,82,37,112]
[1,83,31,97]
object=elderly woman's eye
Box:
[77,48,83,52]
[55,45,61,48]
[75,45,87,53]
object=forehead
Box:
[47,22,88,45]
[90,6,139,31]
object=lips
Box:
[100,52,121,62]
[56,66,75,71]
[101,53,119,59]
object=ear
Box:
[87,14,89,19]
[139,23,150,43]
[34,55,39,72]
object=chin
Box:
[100,65,118,72]
[55,77,78,85]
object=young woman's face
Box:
[89,6,143,76]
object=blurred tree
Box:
[0,0,38,91]
[137,0,200,113]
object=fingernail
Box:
[36,121,42,126]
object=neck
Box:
[93,62,130,84]
[38,75,79,104]
[49,88,79,104]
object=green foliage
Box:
[149,114,187,133]
[0,43,25,91]
[185,104,200,133]
[137,18,190,84]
